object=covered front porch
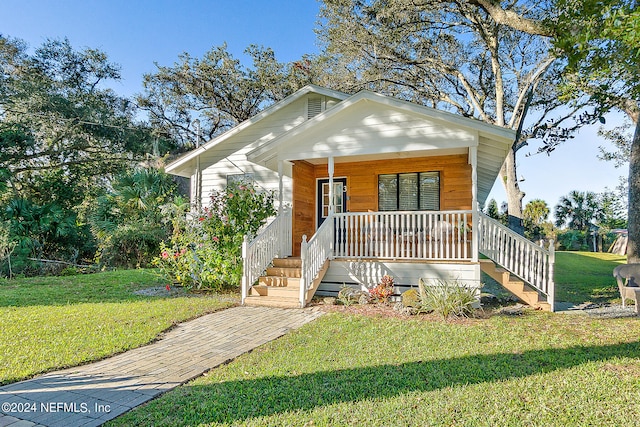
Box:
[240,90,553,309]
[241,207,555,310]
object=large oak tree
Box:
[553,0,639,261]
[314,0,597,232]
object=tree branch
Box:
[466,0,552,36]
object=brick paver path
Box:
[0,306,323,427]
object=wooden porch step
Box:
[480,259,551,311]
[266,266,302,278]
[258,276,301,287]
[250,284,300,298]
[272,257,302,268]
[244,295,300,309]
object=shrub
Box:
[338,285,370,306]
[155,181,275,291]
[338,285,357,306]
[369,275,395,303]
[418,278,478,319]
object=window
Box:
[378,172,440,211]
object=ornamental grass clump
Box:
[418,278,478,319]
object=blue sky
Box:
[1,0,629,214]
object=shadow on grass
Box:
[149,340,640,424]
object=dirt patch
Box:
[311,300,493,324]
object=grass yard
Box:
[109,312,640,426]
[0,270,237,385]
[554,252,626,304]
[107,252,640,426]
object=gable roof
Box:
[165,85,516,206]
[246,90,515,205]
[165,84,350,177]
[248,90,514,163]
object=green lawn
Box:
[2,252,637,426]
[109,312,640,426]
[0,270,237,385]
[107,252,640,427]
[554,251,626,304]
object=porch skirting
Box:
[315,259,481,297]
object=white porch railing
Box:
[478,212,555,309]
[241,209,292,304]
[300,214,334,307]
[333,211,473,261]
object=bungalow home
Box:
[166,85,555,311]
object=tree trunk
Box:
[500,147,525,234]
[627,118,640,263]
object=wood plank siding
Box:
[291,154,472,255]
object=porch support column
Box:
[278,159,284,257]
[278,160,284,216]
[328,156,335,258]
[470,146,479,262]
[327,156,335,215]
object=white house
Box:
[166,85,555,310]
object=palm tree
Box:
[554,191,602,231]
[523,199,550,240]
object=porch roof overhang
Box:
[164,84,350,178]
[247,90,515,205]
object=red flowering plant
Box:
[155,181,275,291]
[369,275,395,303]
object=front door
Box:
[317,178,347,228]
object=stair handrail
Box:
[299,214,334,307]
[478,212,555,311]
[241,208,292,305]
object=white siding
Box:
[193,94,341,207]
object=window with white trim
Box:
[378,172,440,211]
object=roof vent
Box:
[307,97,323,119]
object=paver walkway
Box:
[0,306,323,427]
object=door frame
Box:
[316,177,347,229]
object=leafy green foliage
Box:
[0,36,157,189]
[89,168,178,268]
[155,182,275,290]
[552,0,639,261]
[138,44,314,150]
[523,198,552,241]
[484,199,508,225]
[0,35,170,274]
[554,190,603,231]
[1,197,95,276]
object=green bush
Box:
[89,168,178,268]
[155,181,275,291]
[418,278,478,319]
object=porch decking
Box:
[242,210,555,311]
